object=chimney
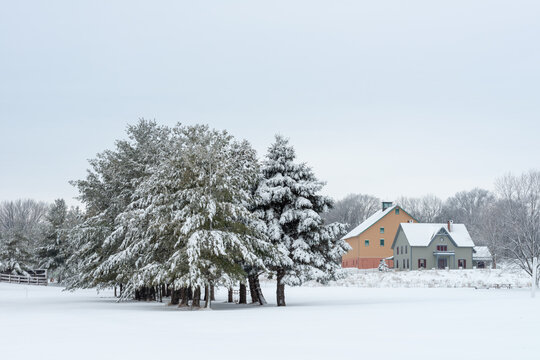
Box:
[382,202,393,211]
[447,220,454,232]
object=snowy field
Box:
[306,267,532,288]
[1,278,539,360]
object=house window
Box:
[405,246,408,254]
[403,259,406,268]
[380,239,384,246]
[365,240,369,247]
[458,259,466,269]
[418,259,426,268]
[396,260,399,269]
[395,208,400,215]
[397,247,400,255]
[436,245,448,252]
[407,259,409,268]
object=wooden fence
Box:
[0,272,48,286]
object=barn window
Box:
[395,208,400,215]
[365,240,370,247]
[380,239,385,246]
[380,227,385,234]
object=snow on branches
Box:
[254,135,349,306]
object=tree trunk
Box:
[228,287,233,303]
[210,285,215,301]
[119,283,123,297]
[180,287,189,307]
[203,285,210,308]
[254,275,267,305]
[239,283,247,304]
[114,286,117,298]
[170,289,181,305]
[192,287,201,308]
[248,275,259,304]
[276,270,286,307]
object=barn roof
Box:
[341,205,398,241]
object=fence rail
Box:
[0,273,48,286]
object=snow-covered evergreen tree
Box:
[255,135,349,306]
[37,199,67,275]
[99,124,282,306]
[67,119,170,290]
[37,200,82,282]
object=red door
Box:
[438,258,447,269]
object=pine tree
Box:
[90,124,283,306]
[37,199,68,281]
[255,135,349,306]
[67,120,170,291]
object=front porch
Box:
[433,251,456,269]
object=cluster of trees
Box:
[62,120,349,307]
[0,199,81,281]
[326,171,540,282]
[2,119,538,300]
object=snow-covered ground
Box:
[308,267,532,288]
[1,277,538,360]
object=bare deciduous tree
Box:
[323,194,380,231]
[396,194,443,223]
[495,171,540,283]
[440,188,496,243]
[0,199,49,274]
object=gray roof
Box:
[397,223,475,248]
[473,246,493,260]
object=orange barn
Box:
[341,202,416,269]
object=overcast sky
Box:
[1,1,539,207]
